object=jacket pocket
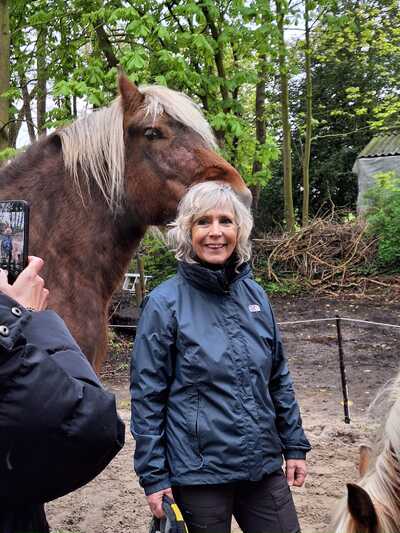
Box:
[185,388,205,468]
[194,390,203,454]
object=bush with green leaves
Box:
[133,231,177,290]
[364,171,400,267]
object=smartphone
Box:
[0,200,30,283]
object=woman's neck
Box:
[196,253,239,273]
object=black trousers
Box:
[0,504,49,533]
[172,470,300,533]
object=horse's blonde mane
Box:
[332,372,400,533]
[58,85,217,210]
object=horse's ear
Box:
[45,133,62,154]
[118,74,144,113]
[359,444,372,477]
[347,483,378,533]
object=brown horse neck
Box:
[41,178,147,302]
[0,137,146,301]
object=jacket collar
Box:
[178,260,251,294]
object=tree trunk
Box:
[36,26,47,136]
[251,55,267,211]
[302,0,312,226]
[73,95,77,118]
[200,2,229,147]
[276,0,295,232]
[21,77,36,143]
[94,19,119,69]
[8,103,24,148]
[0,0,10,156]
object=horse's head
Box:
[118,75,251,225]
[331,445,398,533]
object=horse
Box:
[0,74,251,370]
[331,371,400,533]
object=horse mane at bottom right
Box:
[331,370,400,533]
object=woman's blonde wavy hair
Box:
[167,181,253,265]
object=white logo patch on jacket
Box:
[248,304,261,313]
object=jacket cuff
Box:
[284,450,307,460]
[0,294,31,353]
[143,478,172,496]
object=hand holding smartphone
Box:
[0,200,29,284]
[0,256,49,311]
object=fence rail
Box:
[109,315,400,424]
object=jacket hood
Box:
[178,260,252,294]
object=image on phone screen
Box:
[0,200,29,282]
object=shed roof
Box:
[358,134,400,158]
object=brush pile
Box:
[252,216,399,295]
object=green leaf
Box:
[157,25,170,40]
[154,75,167,86]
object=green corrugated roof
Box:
[358,134,400,158]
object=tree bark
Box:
[276,0,295,232]
[94,19,119,69]
[0,0,10,156]
[36,26,47,136]
[21,77,36,143]
[302,0,312,226]
[200,3,229,103]
[251,55,267,211]
[8,103,24,148]
[200,2,229,147]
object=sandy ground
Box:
[46,294,400,533]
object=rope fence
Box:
[111,317,400,330]
[277,315,400,424]
[109,316,400,424]
[278,317,400,329]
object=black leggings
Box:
[173,470,300,533]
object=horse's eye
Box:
[144,128,163,140]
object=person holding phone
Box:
[1,226,13,265]
[131,182,310,533]
[0,257,125,533]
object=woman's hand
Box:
[0,256,49,311]
[146,487,174,518]
[285,459,307,487]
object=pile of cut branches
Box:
[252,217,399,295]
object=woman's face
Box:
[191,206,238,265]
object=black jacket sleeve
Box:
[0,294,125,504]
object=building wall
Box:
[353,155,400,213]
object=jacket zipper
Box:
[195,390,201,452]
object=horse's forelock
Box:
[58,86,216,211]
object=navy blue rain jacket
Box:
[0,293,125,505]
[131,261,310,495]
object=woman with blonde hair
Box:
[131,181,310,533]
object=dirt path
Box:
[47,295,400,532]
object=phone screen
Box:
[0,200,29,283]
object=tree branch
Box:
[198,1,229,104]
[311,124,392,141]
[93,19,119,69]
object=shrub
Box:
[134,230,177,290]
[364,172,400,267]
